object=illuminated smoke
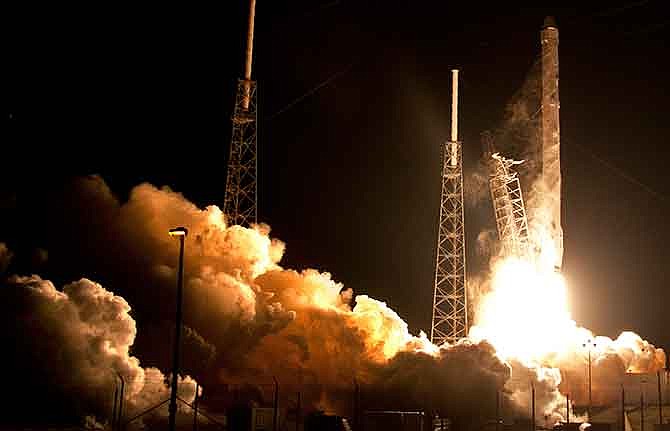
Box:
[0,274,197,424]
[26,178,513,421]
[2,176,666,427]
[468,196,666,424]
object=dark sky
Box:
[5,2,670,351]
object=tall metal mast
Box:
[224,0,258,226]
[540,16,563,269]
[431,69,468,345]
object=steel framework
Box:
[224,0,258,227]
[489,153,529,257]
[224,79,258,226]
[431,70,468,345]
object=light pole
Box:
[168,227,188,431]
[583,339,597,420]
[625,359,648,431]
[116,372,125,431]
[531,381,536,431]
[658,369,664,427]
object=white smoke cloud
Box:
[12,176,665,428]
[2,275,197,422]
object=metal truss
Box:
[489,153,529,257]
[224,79,258,227]
[431,139,468,345]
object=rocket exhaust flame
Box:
[469,226,665,423]
[469,257,575,364]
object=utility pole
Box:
[583,339,596,420]
[168,227,188,431]
[353,379,360,431]
[112,385,118,431]
[640,392,644,431]
[621,385,625,431]
[116,373,125,431]
[193,382,199,431]
[273,377,279,431]
[588,348,593,419]
[531,382,536,431]
[658,371,663,426]
[296,390,301,431]
[496,388,501,431]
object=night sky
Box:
[5,2,670,352]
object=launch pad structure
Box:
[224,0,258,227]
[430,17,564,345]
[431,69,468,346]
[489,153,530,258]
[219,7,563,348]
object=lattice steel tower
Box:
[431,69,468,345]
[224,0,258,226]
[489,153,530,257]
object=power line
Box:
[265,61,356,122]
[570,141,668,204]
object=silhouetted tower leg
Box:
[431,69,468,345]
[224,0,258,226]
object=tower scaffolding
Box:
[431,69,468,345]
[489,153,530,258]
[224,0,258,227]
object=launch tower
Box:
[224,0,258,226]
[431,70,468,345]
[489,153,530,257]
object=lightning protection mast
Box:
[431,69,468,345]
[224,0,258,226]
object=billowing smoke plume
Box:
[0,274,197,426]
[469,256,665,423]
[4,175,666,429]
[458,51,667,425]
[368,341,510,428]
[9,177,518,424]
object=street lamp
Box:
[625,355,649,431]
[168,227,188,431]
[582,339,597,420]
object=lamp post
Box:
[168,227,188,431]
[531,381,536,431]
[625,358,648,431]
[658,370,664,427]
[582,339,597,420]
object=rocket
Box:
[541,16,564,270]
